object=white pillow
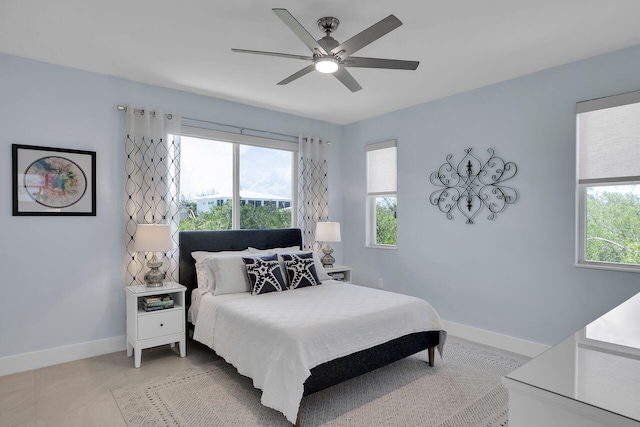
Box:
[192,249,249,263]
[193,250,250,294]
[211,255,252,295]
[307,251,331,281]
[247,246,300,254]
[195,261,212,294]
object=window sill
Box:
[366,244,397,250]
[575,261,640,274]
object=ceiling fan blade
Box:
[272,8,328,56]
[277,64,316,85]
[333,67,362,92]
[344,56,419,70]
[231,48,313,62]
[331,15,402,58]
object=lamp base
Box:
[144,254,166,287]
[321,244,335,269]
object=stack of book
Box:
[329,272,345,281]
[142,294,174,311]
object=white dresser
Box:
[503,292,640,426]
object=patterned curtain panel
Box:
[124,105,181,286]
[297,136,329,251]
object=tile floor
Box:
[0,341,219,427]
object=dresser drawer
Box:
[137,309,183,340]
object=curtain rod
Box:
[116,105,330,144]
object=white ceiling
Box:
[2,1,640,125]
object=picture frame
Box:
[12,144,96,216]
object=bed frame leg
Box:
[294,406,301,426]
[428,346,435,367]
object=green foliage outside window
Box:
[586,188,640,265]
[240,203,291,229]
[179,200,291,231]
[376,197,397,245]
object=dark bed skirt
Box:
[187,328,439,397]
[303,331,440,396]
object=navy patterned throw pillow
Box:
[243,254,287,295]
[281,252,321,289]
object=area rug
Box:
[111,339,526,426]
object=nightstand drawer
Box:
[137,309,183,340]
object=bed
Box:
[179,228,446,424]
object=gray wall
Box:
[3,42,640,364]
[0,53,342,360]
[340,44,640,346]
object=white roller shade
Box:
[367,140,397,194]
[578,91,640,184]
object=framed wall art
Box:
[12,144,96,216]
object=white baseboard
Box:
[0,336,127,377]
[443,320,549,358]
[0,323,548,377]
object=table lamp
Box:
[315,221,341,268]
[134,224,173,287]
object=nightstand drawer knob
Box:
[160,323,164,327]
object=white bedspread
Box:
[193,281,446,423]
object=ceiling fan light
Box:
[315,57,339,73]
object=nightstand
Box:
[125,282,186,368]
[324,265,352,283]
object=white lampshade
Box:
[316,221,341,242]
[134,224,173,252]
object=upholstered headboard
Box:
[178,228,303,305]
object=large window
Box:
[577,90,640,272]
[366,140,397,248]
[179,126,296,231]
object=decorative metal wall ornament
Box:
[429,148,518,224]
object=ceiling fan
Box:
[231,8,419,92]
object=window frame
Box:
[576,90,640,273]
[181,125,298,230]
[365,139,397,249]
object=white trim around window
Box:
[366,139,397,248]
[181,125,298,229]
[576,90,640,272]
[182,125,297,152]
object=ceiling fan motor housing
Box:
[317,17,341,54]
[318,36,340,54]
